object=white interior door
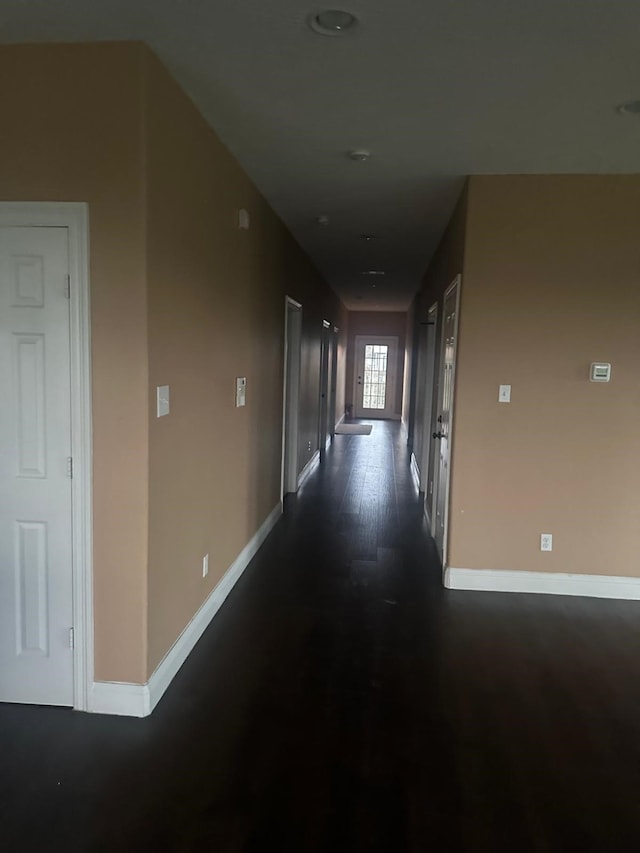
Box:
[0,226,74,706]
[328,326,338,438]
[420,302,438,506]
[433,277,461,566]
[354,335,398,419]
[318,320,331,458]
[282,298,302,496]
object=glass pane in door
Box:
[363,345,388,409]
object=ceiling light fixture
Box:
[360,234,376,241]
[361,270,385,276]
[316,215,330,226]
[616,99,640,116]
[348,149,371,161]
[309,10,358,36]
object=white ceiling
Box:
[2,0,640,310]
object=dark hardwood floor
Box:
[2,420,640,852]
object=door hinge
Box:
[67,457,73,478]
[64,275,71,299]
[69,627,75,649]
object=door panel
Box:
[318,321,330,458]
[354,335,398,419]
[282,300,302,495]
[433,277,460,565]
[0,226,74,706]
[420,303,438,507]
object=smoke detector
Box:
[616,100,640,116]
[309,10,358,36]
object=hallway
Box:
[2,421,640,852]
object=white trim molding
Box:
[90,680,150,718]
[445,567,640,600]
[90,501,283,717]
[0,202,93,712]
[298,449,320,489]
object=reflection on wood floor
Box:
[2,420,640,852]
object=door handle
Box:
[432,431,445,439]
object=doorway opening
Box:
[328,325,339,439]
[281,297,302,497]
[318,320,331,460]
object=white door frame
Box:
[281,296,302,498]
[421,302,438,516]
[432,275,461,568]
[0,202,92,711]
[328,325,339,437]
[318,320,331,458]
[354,335,399,419]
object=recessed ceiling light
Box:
[361,270,385,276]
[348,149,371,162]
[309,10,358,36]
[360,234,376,241]
[316,215,330,226]
[616,100,640,116]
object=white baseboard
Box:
[335,413,345,429]
[297,449,320,489]
[90,680,150,718]
[89,501,283,718]
[410,453,420,491]
[445,567,640,600]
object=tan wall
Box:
[449,175,640,577]
[0,44,149,682]
[0,42,347,685]
[143,52,345,674]
[345,311,407,417]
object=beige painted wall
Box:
[1,42,347,685]
[345,311,407,417]
[448,176,640,577]
[0,44,149,682]
[143,52,346,674]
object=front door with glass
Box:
[354,335,398,419]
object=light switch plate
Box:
[157,385,170,417]
[236,377,247,408]
[590,362,611,382]
[498,384,511,403]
